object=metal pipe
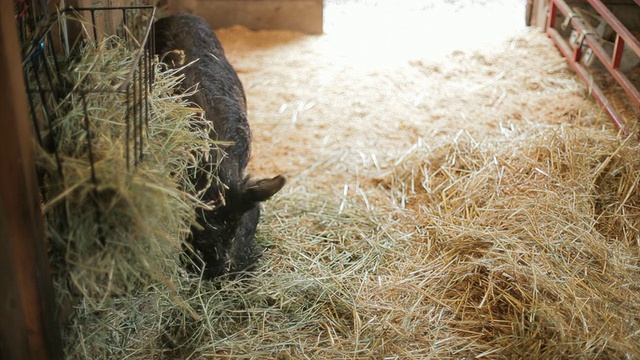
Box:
[586,0,640,56]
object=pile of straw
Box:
[62,121,640,359]
[381,123,640,357]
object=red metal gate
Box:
[545,0,640,132]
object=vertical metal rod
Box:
[132,80,139,167]
[122,9,128,43]
[144,41,150,133]
[23,72,44,149]
[547,0,557,30]
[126,86,131,172]
[572,40,582,63]
[40,45,58,103]
[138,49,144,162]
[47,32,63,85]
[612,35,625,69]
[80,91,97,187]
[150,17,156,85]
[90,10,98,43]
[80,90,105,245]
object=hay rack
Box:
[20,4,156,178]
[19,4,156,237]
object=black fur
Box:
[154,14,285,279]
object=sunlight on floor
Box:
[322,0,528,67]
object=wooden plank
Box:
[163,0,324,34]
[528,0,550,28]
[0,1,63,359]
[72,0,125,43]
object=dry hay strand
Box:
[382,122,640,358]
[36,36,216,314]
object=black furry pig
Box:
[154,14,285,279]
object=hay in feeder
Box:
[36,35,216,310]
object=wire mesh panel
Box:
[21,5,156,177]
[20,5,156,244]
[17,3,217,311]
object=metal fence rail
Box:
[546,0,640,133]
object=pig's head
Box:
[188,174,286,278]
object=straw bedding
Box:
[381,124,640,357]
[46,11,640,360]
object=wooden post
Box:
[0,1,63,359]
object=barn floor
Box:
[62,1,640,358]
[216,0,605,186]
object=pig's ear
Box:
[245,175,286,202]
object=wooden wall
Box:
[0,1,63,359]
[161,0,324,34]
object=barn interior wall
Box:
[162,0,323,34]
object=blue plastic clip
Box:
[24,40,45,65]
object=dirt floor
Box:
[215,0,608,190]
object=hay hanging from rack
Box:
[36,35,219,308]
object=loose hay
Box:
[382,123,640,357]
[45,10,640,360]
[61,122,640,359]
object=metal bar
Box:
[586,0,640,57]
[80,90,105,245]
[612,34,625,69]
[90,9,98,43]
[144,33,151,132]
[133,60,139,166]
[126,86,131,172]
[122,9,128,43]
[548,0,558,29]
[23,72,43,148]
[80,91,98,187]
[47,32,63,85]
[548,27,627,132]
[69,5,155,11]
[138,48,144,162]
